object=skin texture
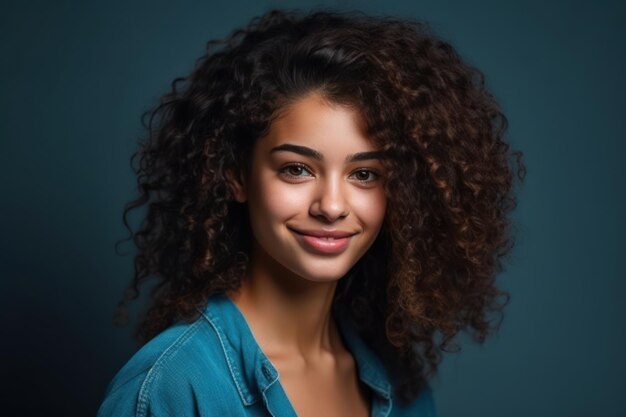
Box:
[227,93,385,416]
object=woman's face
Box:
[234,93,387,283]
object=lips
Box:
[289,227,357,254]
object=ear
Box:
[226,168,247,203]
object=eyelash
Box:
[279,163,381,184]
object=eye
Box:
[279,163,313,179]
[349,169,380,183]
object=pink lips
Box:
[289,228,356,255]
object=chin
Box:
[301,273,346,283]
[288,262,354,283]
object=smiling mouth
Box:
[288,228,356,255]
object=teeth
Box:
[320,237,335,240]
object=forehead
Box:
[258,93,376,155]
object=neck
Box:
[227,241,342,363]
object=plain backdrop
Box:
[1,0,624,416]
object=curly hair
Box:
[116,9,525,404]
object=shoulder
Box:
[392,384,438,417]
[97,318,240,417]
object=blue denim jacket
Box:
[98,294,437,417]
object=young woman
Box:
[98,9,524,417]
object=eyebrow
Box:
[269,143,387,162]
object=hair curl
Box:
[116,9,525,404]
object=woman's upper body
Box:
[98,294,437,417]
[104,7,523,417]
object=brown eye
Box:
[287,165,305,176]
[279,163,313,179]
[351,169,379,182]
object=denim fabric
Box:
[97,294,437,417]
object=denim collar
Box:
[200,293,392,406]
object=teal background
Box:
[1,0,624,416]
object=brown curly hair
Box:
[116,9,525,404]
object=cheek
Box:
[353,189,387,228]
[249,172,306,223]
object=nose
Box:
[309,174,350,222]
